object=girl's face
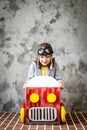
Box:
[39,55,51,66]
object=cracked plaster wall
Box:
[0,0,87,112]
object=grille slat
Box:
[29,107,57,121]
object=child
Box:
[24,42,64,90]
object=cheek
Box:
[45,59,51,64]
[39,58,43,63]
[48,58,51,62]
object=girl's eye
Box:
[41,56,44,58]
[46,56,51,58]
[40,55,51,58]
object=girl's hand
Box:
[23,82,28,88]
[58,83,64,90]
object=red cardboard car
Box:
[20,76,67,124]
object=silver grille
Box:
[29,107,57,121]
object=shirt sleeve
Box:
[54,63,64,84]
[26,62,36,81]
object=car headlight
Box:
[30,93,39,103]
[47,93,56,103]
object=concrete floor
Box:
[0,112,87,130]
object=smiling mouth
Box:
[42,62,48,64]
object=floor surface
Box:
[0,112,87,130]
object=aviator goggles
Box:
[37,48,53,55]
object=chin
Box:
[42,64,48,66]
[42,62,50,66]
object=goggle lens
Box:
[38,48,53,55]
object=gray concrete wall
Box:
[0,0,87,112]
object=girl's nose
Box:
[43,57,47,61]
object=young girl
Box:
[24,42,64,90]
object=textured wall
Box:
[0,0,87,112]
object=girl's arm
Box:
[54,63,64,89]
[23,62,36,88]
[26,62,36,81]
